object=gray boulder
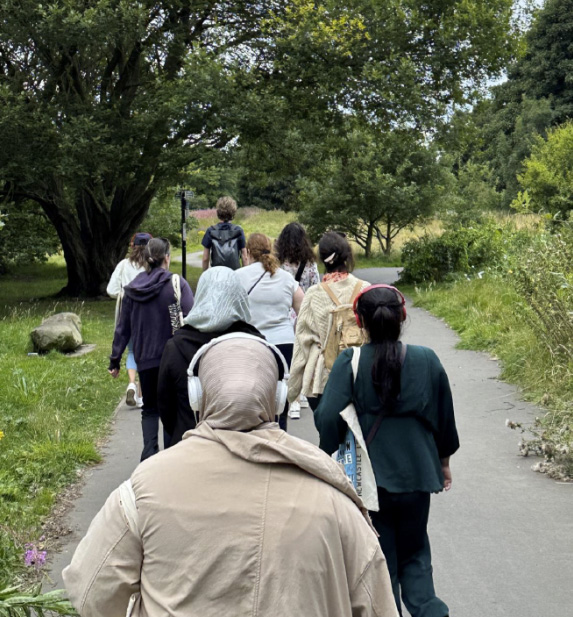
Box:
[31,312,83,353]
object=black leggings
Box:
[138,367,171,461]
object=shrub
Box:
[400,223,505,284]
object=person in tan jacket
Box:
[63,334,398,617]
[289,231,369,410]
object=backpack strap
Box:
[350,280,364,303]
[321,282,341,306]
[365,343,408,447]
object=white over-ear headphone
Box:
[187,333,290,419]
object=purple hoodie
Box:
[109,268,194,372]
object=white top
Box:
[106,259,146,298]
[236,262,299,345]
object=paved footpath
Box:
[48,268,573,616]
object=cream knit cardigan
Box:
[288,274,369,402]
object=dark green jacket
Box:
[314,343,459,493]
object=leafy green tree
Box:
[299,128,446,256]
[0,200,60,273]
[459,0,573,206]
[515,121,573,220]
[0,0,517,295]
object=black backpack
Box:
[209,224,243,270]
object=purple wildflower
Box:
[24,543,47,569]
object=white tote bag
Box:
[332,347,379,512]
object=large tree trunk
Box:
[365,223,374,258]
[43,187,153,296]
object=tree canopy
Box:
[299,127,446,256]
[0,0,517,294]
[453,0,573,206]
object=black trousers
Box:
[275,343,293,432]
[306,395,322,412]
[138,367,171,461]
[370,489,449,617]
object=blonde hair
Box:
[216,196,237,222]
[247,233,279,275]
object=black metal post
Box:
[181,193,187,281]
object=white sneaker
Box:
[288,401,301,419]
[126,383,137,407]
[300,395,309,408]
[135,395,143,408]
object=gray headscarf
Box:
[184,266,251,332]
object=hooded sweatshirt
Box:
[109,268,194,372]
[64,338,398,617]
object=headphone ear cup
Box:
[188,376,203,412]
[402,304,407,321]
[275,381,288,417]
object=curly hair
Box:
[216,196,238,222]
[318,231,354,273]
[247,233,280,276]
[275,222,316,266]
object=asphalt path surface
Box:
[47,268,573,616]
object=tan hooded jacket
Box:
[63,339,397,617]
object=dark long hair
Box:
[318,231,354,273]
[275,222,316,265]
[355,287,405,412]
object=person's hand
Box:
[108,368,120,378]
[442,464,452,491]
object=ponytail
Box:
[144,238,170,272]
[247,234,280,275]
[356,289,405,412]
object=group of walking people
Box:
[64,196,459,617]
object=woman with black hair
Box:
[288,231,369,411]
[276,222,320,294]
[314,285,459,617]
[276,222,320,418]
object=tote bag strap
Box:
[351,346,361,381]
[171,274,184,327]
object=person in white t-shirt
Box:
[106,232,152,407]
[236,233,304,430]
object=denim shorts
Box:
[126,339,137,371]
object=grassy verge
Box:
[412,274,573,477]
[0,259,202,587]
